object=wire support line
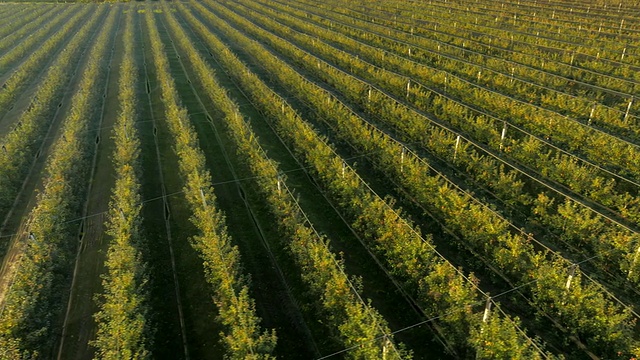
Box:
[0,149,381,241]
[314,306,472,360]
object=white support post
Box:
[588,103,597,125]
[277,178,281,194]
[120,209,126,221]
[342,161,346,178]
[570,52,575,66]
[624,97,633,123]
[282,103,285,114]
[620,19,625,33]
[368,86,372,102]
[628,245,640,279]
[382,336,390,360]
[444,73,448,94]
[500,122,507,150]
[482,297,492,323]
[565,264,578,290]
[477,70,481,83]
[406,79,411,99]
[510,67,515,83]
[454,135,461,161]
[200,188,207,208]
[621,47,627,61]
[401,147,405,173]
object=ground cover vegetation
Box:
[0,0,640,359]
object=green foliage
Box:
[180,1,549,357]
[143,8,276,358]
[0,7,116,357]
[189,0,639,356]
[0,4,97,227]
[92,10,151,360]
